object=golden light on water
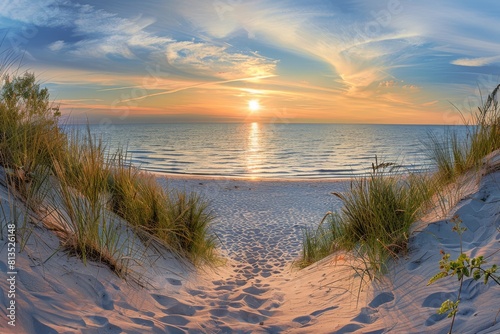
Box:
[246,122,262,178]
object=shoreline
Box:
[151,169,355,183]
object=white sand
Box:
[1,156,499,333]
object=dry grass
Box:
[0,72,218,276]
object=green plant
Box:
[0,73,64,175]
[109,165,169,232]
[298,211,339,268]
[300,158,434,275]
[0,72,218,276]
[49,154,130,275]
[166,190,217,264]
[0,73,66,247]
[428,215,499,333]
[427,84,500,183]
[59,128,111,205]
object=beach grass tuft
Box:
[301,84,500,276]
[0,72,218,275]
[166,190,218,264]
[427,84,500,183]
[300,160,433,273]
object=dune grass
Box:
[107,152,217,263]
[0,73,64,204]
[427,84,500,183]
[299,161,434,273]
[166,190,218,264]
[300,85,500,276]
[0,72,217,275]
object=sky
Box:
[0,0,499,124]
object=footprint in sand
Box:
[130,317,155,327]
[368,292,394,308]
[351,307,378,324]
[163,324,186,334]
[406,255,429,271]
[310,305,338,317]
[152,294,198,316]
[82,316,122,333]
[242,285,269,295]
[333,323,363,333]
[31,318,59,334]
[159,315,190,326]
[74,274,114,311]
[237,309,267,324]
[209,307,230,317]
[242,294,267,309]
[166,278,182,286]
[422,291,455,308]
[292,306,339,328]
[292,315,312,325]
[425,312,448,326]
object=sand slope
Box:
[0,162,499,333]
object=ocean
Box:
[74,123,468,179]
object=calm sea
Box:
[73,123,467,179]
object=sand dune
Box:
[1,160,499,333]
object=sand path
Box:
[159,177,346,332]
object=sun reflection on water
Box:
[246,122,262,178]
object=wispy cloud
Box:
[2,0,499,124]
[1,1,172,60]
[119,74,276,103]
[452,56,500,67]
[166,41,277,79]
[391,2,500,60]
[48,40,65,52]
[173,1,422,94]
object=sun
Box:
[248,99,260,112]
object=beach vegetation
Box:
[301,84,500,276]
[299,159,433,274]
[166,190,218,264]
[0,72,218,276]
[427,215,500,333]
[426,84,500,183]
[0,73,64,205]
[107,153,217,263]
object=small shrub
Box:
[0,73,65,204]
[428,215,499,334]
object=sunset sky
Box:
[1,0,499,124]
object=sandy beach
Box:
[0,154,499,333]
[2,1,500,331]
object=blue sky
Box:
[0,0,499,124]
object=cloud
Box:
[1,1,172,60]
[422,100,439,106]
[391,1,500,60]
[172,1,422,94]
[451,56,500,67]
[172,0,500,95]
[379,80,398,87]
[48,40,65,52]
[0,0,73,27]
[402,84,419,90]
[165,41,277,79]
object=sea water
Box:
[71,123,468,179]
